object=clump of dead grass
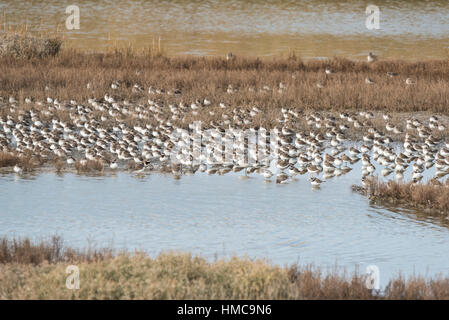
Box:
[0,236,112,265]
[363,177,449,216]
[0,34,62,59]
[0,151,18,167]
[74,160,104,174]
[0,151,37,172]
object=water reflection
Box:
[1,0,448,58]
[371,202,449,229]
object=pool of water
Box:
[1,0,449,59]
[2,158,449,288]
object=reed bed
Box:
[364,178,449,216]
[1,236,449,299]
[1,49,449,117]
[0,151,18,167]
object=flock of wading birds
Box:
[0,53,448,188]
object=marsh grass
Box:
[17,153,37,172]
[0,236,112,265]
[53,158,65,174]
[1,50,449,117]
[1,236,449,299]
[0,34,62,59]
[364,178,449,216]
[0,151,37,172]
[0,151,18,167]
[74,160,104,173]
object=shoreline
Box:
[1,236,449,300]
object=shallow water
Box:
[1,0,449,59]
[2,157,449,288]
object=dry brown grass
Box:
[384,276,449,300]
[0,151,18,167]
[1,236,449,299]
[364,178,449,216]
[17,153,37,172]
[74,160,104,174]
[1,50,449,116]
[53,158,65,174]
[0,34,62,58]
[0,151,37,172]
[0,236,112,265]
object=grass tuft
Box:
[74,160,104,173]
[362,177,449,217]
[0,151,19,167]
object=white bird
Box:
[365,77,375,85]
[110,160,118,169]
[13,164,22,174]
[367,52,377,63]
[262,169,273,181]
[309,177,323,188]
